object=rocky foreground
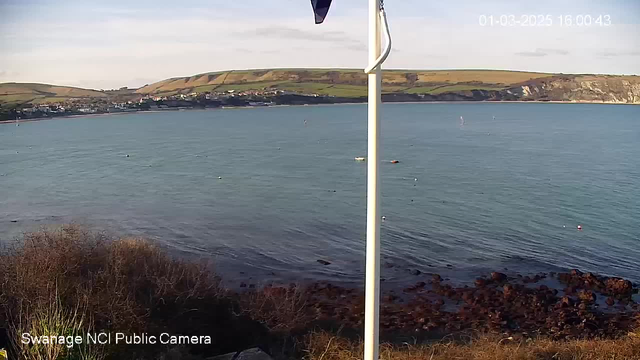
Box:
[249,269,639,340]
[2,226,639,360]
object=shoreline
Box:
[1,99,638,125]
[1,225,639,359]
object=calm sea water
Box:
[1,103,639,286]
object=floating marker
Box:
[577,225,582,230]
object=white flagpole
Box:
[364,0,382,359]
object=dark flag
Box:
[311,0,333,24]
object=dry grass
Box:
[1,225,224,333]
[305,331,640,360]
[240,285,312,333]
[10,296,104,360]
[0,225,266,359]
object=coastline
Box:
[1,99,638,125]
[1,225,638,360]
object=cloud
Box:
[538,48,569,55]
[234,26,366,52]
[234,48,280,55]
[596,50,640,57]
[515,50,547,57]
[515,48,569,57]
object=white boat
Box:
[354,157,366,162]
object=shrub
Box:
[0,225,266,359]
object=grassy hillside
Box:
[2,69,639,106]
[135,69,554,97]
[0,82,108,105]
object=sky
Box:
[0,0,639,89]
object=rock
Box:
[208,348,273,360]
[208,352,236,360]
[236,348,273,360]
[411,269,421,276]
[475,278,487,287]
[560,296,574,307]
[564,286,576,295]
[431,274,443,283]
[578,290,596,304]
[382,294,398,303]
[605,278,633,296]
[503,284,514,298]
[491,272,507,282]
[161,348,184,360]
[606,297,615,306]
[317,259,331,266]
[570,269,583,277]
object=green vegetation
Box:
[133,69,558,98]
[427,84,507,95]
[0,83,108,105]
[2,69,639,108]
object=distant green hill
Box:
[0,82,109,105]
[135,69,554,97]
[2,69,639,106]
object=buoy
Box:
[218,176,222,179]
[381,216,386,221]
[414,178,418,182]
[577,225,582,230]
[126,154,130,157]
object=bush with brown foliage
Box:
[305,331,640,360]
[0,225,267,359]
[239,285,312,333]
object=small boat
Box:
[390,160,399,164]
[354,157,366,162]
